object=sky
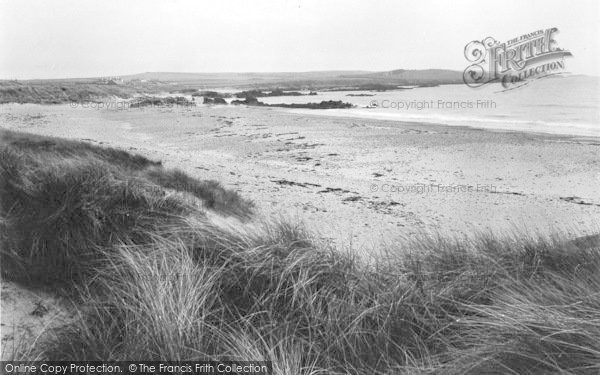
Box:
[1,0,599,79]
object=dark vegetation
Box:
[129,96,195,108]
[0,80,144,104]
[234,89,317,98]
[269,100,353,109]
[1,131,599,374]
[192,91,232,99]
[0,130,252,284]
[203,97,228,105]
[231,97,354,109]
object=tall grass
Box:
[1,130,599,374]
[0,130,252,284]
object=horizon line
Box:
[2,71,599,82]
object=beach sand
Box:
[1,103,599,253]
[1,102,600,358]
[1,281,75,359]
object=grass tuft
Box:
[0,130,252,284]
[1,130,599,374]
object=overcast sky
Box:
[1,0,599,79]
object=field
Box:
[1,129,600,374]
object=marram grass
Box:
[1,130,599,374]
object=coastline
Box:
[1,103,599,252]
[284,107,600,138]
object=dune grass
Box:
[0,81,144,104]
[1,130,599,374]
[0,130,252,284]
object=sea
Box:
[256,75,600,137]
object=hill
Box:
[126,68,463,88]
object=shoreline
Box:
[1,103,599,251]
[283,107,600,138]
[4,100,598,138]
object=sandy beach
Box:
[1,103,598,254]
[3,0,600,370]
